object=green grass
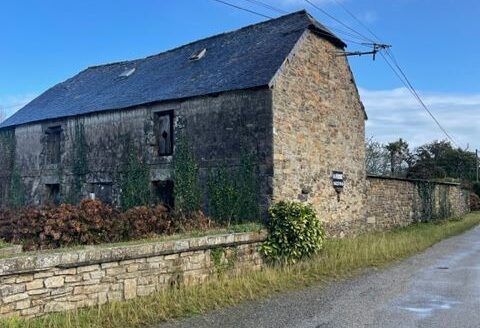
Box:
[2,213,480,328]
[0,240,10,249]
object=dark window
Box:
[89,183,113,204]
[152,180,174,208]
[45,126,62,164]
[154,112,173,156]
[46,184,61,205]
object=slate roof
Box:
[0,10,344,129]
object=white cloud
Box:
[0,94,36,123]
[360,87,480,149]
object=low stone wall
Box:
[366,175,470,229]
[0,231,266,318]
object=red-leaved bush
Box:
[0,200,213,251]
[470,192,480,211]
[121,205,173,240]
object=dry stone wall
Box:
[0,231,265,318]
[366,176,470,229]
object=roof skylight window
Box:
[189,48,207,61]
[119,67,136,77]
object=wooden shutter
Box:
[155,112,173,156]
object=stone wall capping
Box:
[367,175,462,187]
[0,231,267,276]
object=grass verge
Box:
[2,213,480,328]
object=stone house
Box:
[0,11,367,231]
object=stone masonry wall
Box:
[271,30,367,237]
[0,88,273,213]
[0,231,265,318]
[366,176,470,229]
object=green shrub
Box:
[260,201,325,264]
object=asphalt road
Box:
[157,225,480,328]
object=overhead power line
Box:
[242,0,287,15]
[303,0,374,43]
[332,0,382,42]
[211,0,272,19]
[239,0,373,45]
[325,0,459,146]
[211,0,372,46]
[209,0,457,145]
[379,51,458,147]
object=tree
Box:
[407,140,476,181]
[365,137,390,175]
[385,138,412,177]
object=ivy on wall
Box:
[208,164,237,224]
[174,135,201,213]
[416,181,435,221]
[210,246,238,275]
[0,129,25,208]
[67,121,88,204]
[208,152,259,225]
[415,181,452,222]
[8,166,25,208]
[0,129,15,169]
[119,135,151,210]
[438,185,451,220]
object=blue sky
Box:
[1,0,479,148]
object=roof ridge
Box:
[87,10,310,70]
[0,10,345,129]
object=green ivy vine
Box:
[119,135,151,210]
[210,246,238,274]
[174,135,201,213]
[207,152,259,225]
[67,121,88,204]
[416,181,436,222]
[0,129,25,208]
[437,185,451,220]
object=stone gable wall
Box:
[271,30,367,237]
[366,176,470,229]
[0,231,265,318]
